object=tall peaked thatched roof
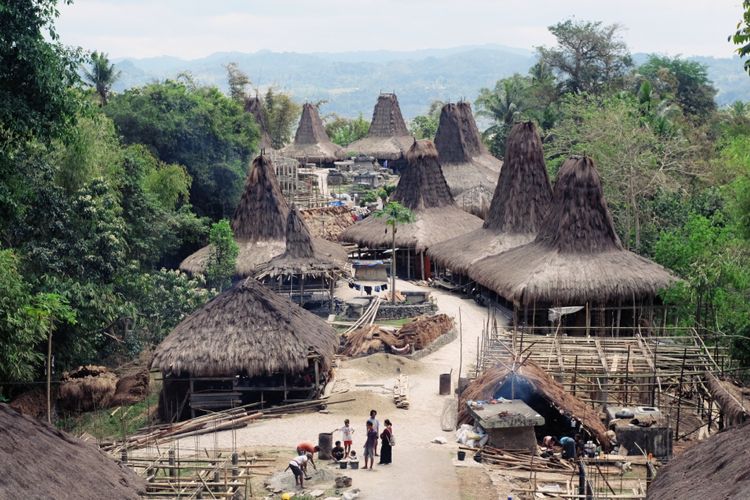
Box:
[0,404,145,499]
[341,140,482,252]
[255,206,350,279]
[281,103,343,164]
[429,121,552,274]
[469,156,676,305]
[245,96,273,151]
[435,102,502,217]
[346,94,415,161]
[151,278,338,377]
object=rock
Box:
[432,437,447,444]
[310,490,325,498]
[343,489,361,500]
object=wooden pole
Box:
[391,227,396,303]
[458,308,463,379]
[624,344,631,405]
[420,251,425,281]
[572,355,578,396]
[47,332,53,424]
[675,348,687,440]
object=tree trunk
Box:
[391,226,396,304]
[47,333,52,424]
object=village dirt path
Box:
[174,279,505,499]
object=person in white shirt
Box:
[288,452,312,488]
[332,418,355,456]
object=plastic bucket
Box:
[339,461,348,469]
[349,461,359,470]
[457,451,466,461]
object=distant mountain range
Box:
[112,45,750,119]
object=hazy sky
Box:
[57,0,745,59]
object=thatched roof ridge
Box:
[341,140,483,251]
[435,102,490,163]
[151,278,338,377]
[245,96,273,150]
[281,103,344,163]
[345,93,415,160]
[707,373,749,428]
[458,358,610,448]
[646,421,750,500]
[0,404,145,499]
[469,156,676,305]
[429,121,552,273]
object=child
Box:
[333,419,355,456]
[288,452,312,489]
[332,440,345,461]
[363,420,378,469]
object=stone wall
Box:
[375,302,437,320]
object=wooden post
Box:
[47,332,53,424]
[675,348,687,439]
[651,340,658,406]
[572,355,578,396]
[190,378,195,419]
[585,302,590,337]
[314,357,320,396]
[420,251,425,281]
[458,308,463,379]
[624,344,631,406]
[391,228,397,303]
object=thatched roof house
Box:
[281,103,343,165]
[340,140,483,252]
[459,358,610,448]
[245,95,273,151]
[0,404,145,499]
[152,277,338,378]
[429,121,552,274]
[469,155,675,306]
[434,102,502,217]
[646,421,750,500]
[345,93,415,162]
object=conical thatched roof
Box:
[180,155,288,277]
[434,102,502,217]
[0,404,145,499]
[345,94,415,161]
[340,140,483,252]
[245,96,273,151]
[281,103,343,164]
[255,206,350,279]
[151,278,338,377]
[469,155,676,305]
[429,121,552,274]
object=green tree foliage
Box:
[262,88,301,149]
[409,100,444,140]
[325,113,370,146]
[83,51,120,106]
[205,220,238,292]
[730,1,750,75]
[537,19,632,95]
[105,80,258,220]
[475,75,532,156]
[637,56,717,120]
[225,62,251,104]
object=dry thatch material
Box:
[245,95,273,150]
[469,156,676,305]
[646,421,750,500]
[341,140,483,252]
[341,314,454,357]
[459,357,609,447]
[0,404,145,499]
[345,94,415,161]
[429,121,552,274]
[151,278,338,377]
[707,373,749,428]
[110,369,150,407]
[255,206,349,279]
[58,365,118,412]
[300,205,356,241]
[281,103,344,164]
[435,102,502,217]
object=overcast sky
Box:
[57,0,745,60]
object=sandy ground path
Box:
[172,279,504,499]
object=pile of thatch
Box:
[458,357,609,448]
[707,373,749,428]
[59,365,118,412]
[245,95,273,151]
[341,314,454,357]
[300,206,355,241]
[10,387,50,419]
[429,121,552,274]
[254,205,349,279]
[110,369,150,407]
[469,156,676,305]
[151,277,338,377]
[434,102,502,217]
[345,93,415,161]
[0,404,145,499]
[341,140,483,252]
[281,103,343,164]
[646,421,750,500]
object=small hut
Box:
[281,103,343,166]
[345,93,415,169]
[0,404,145,499]
[434,102,502,217]
[151,278,338,420]
[429,121,552,278]
[341,140,483,279]
[255,205,349,308]
[245,95,273,151]
[469,155,676,332]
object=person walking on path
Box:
[363,420,378,469]
[367,409,380,456]
[378,419,394,465]
[332,419,355,456]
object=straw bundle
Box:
[58,365,118,412]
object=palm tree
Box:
[373,201,414,303]
[84,51,120,105]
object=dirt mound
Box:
[59,365,117,412]
[343,353,424,377]
[110,369,150,406]
[10,387,50,419]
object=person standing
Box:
[378,419,394,465]
[332,419,355,456]
[367,410,380,456]
[363,421,378,469]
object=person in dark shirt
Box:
[332,441,345,461]
[363,421,378,469]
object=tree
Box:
[409,100,444,140]
[373,202,414,303]
[475,75,532,156]
[637,56,716,120]
[262,88,301,149]
[730,1,750,75]
[84,51,120,106]
[537,19,632,94]
[225,62,251,104]
[205,220,238,291]
[325,113,370,146]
